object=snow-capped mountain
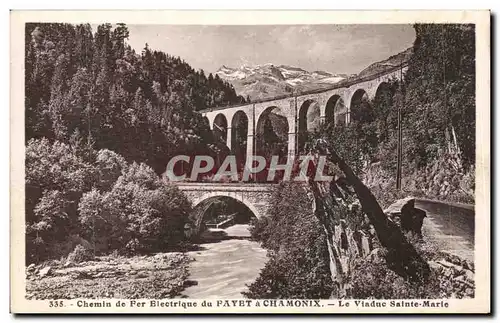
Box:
[216,48,412,101]
[216,64,349,101]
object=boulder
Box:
[384,197,427,237]
[436,259,464,274]
[428,260,443,273]
[454,275,466,284]
[137,271,149,278]
[443,268,454,278]
[71,271,92,279]
[384,197,415,215]
[464,269,474,282]
[38,266,52,278]
[465,288,474,297]
[154,253,169,261]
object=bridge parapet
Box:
[175,182,276,192]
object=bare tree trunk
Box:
[308,140,430,292]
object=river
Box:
[179,224,268,299]
[178,200,474,298]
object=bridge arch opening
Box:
[255,106,289,161]
[298,99,321,152]
[325,95,347,127]
[350,89,374,124]
[213,113,228,145]
[189,195,258,239]
[231,111,249,169]
[373,82,396,142]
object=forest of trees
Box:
[25,23,245,174]
[24,23,247,263]
[406,24,475,164]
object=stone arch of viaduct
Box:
[176,183,275,220]
[201,66,407,164]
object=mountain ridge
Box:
[216,47,412,101]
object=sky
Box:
[125,24,416,75]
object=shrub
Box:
[248,216,271,242]
[25,138,96,264]
[78,163,192,254]
[26,138,193,263]
[244,246,336,299]
[117,162,162,190]
[66,244,93,263]
[78,188,124,253]
[95,149,128,191]
[351,257,442,299]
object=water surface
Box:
[180,224,268,299]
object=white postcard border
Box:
[10,10,491,314]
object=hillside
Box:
[358,47,413,78]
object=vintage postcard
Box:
[10,10,490,314]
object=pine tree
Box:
[25,23,244,175]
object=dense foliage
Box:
[26,138,192,264]
[25,23,245,174]
[246,181,461,299]
[350,256,442,299]
[307,24,475,203]
[245,183,335,299]
[404,24,475,169]
[24,23,250,264]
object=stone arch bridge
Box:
[200,64,407,165]
[176,182,275,220]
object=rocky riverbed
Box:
[26,252,192,300]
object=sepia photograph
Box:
[10,10,490,314]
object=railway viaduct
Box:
[178,65,408,223]
[200,64,407,165]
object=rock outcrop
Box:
[428,257,475,299]
[307,139,430,298]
